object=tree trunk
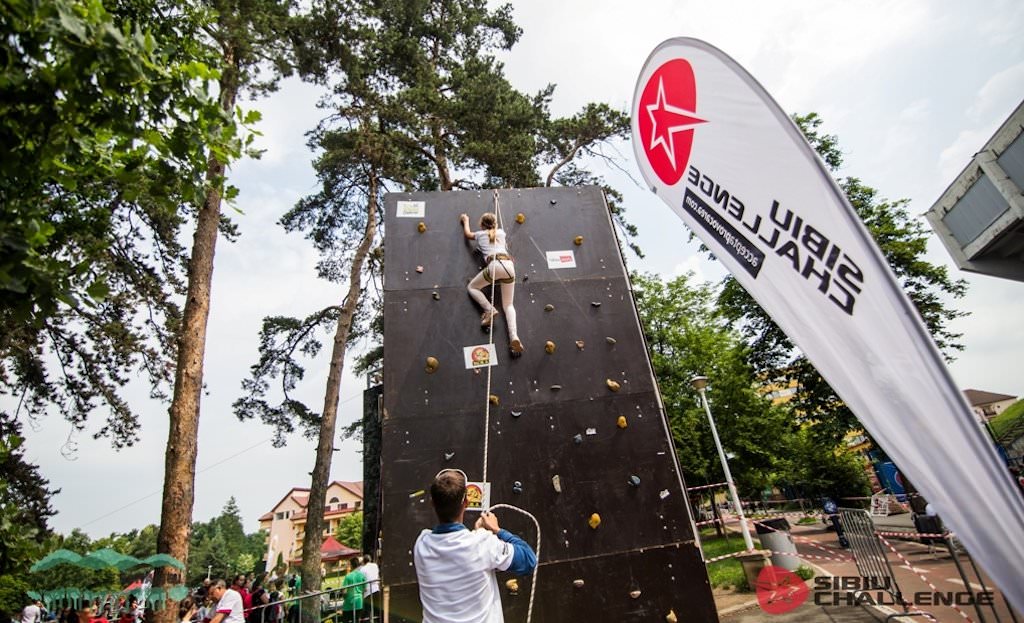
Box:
[152,48,238,623]
[299,173,379,593]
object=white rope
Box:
[479,192,538,623]
[481,189,501,484]
[490,503,541,623]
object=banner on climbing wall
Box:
[631,37,1024,612]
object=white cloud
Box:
[967,61,1024,122]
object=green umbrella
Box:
[79,548,135,570]
[138,553,185,570]
[30,549,83,573]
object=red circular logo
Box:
[755,565,810,615]
[637,58,706,186]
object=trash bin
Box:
[754,517,801,570]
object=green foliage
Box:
[333,512,362,551]
[187,498,266,585]
[632,272,794,497]
[0,574,32,615]
[795,565,815,581]
[0,0,251,447]
[990,399,1024,441]
[772,429,871,501]
[716,112,969,446]
[0,435,43,578]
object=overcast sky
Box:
[20,0,1024,541]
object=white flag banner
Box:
[632,38,1024,611]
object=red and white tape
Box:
[687,481,730,492]
[876,532,970,618]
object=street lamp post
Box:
[690,375,755,551]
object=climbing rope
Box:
[489,502,541,623]
[481,189,501,484]
[478,191,538,623]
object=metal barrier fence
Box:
[253,579,381,623]
[839,508,933,622]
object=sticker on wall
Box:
[463,343,499,369]
[464,481,492,512]
[545,250,577,269]
[396,200,425,218]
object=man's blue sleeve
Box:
[497,529,537,576]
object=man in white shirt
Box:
[361,554,381,621]
[207,579,244,623]
[414,469,536,623]
[21,600,42,623]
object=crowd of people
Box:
[189,562,380,623]
[8,558,382,623]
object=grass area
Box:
[796,515,819,525]
[990,399,1024,440]
[701,529,760,592]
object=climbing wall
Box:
[379,187,718,622]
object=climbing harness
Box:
[480,190,539,623]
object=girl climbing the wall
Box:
[461,212,524,356]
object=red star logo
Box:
[646,76,706,169]
[755,566,810,615]
[637,59,705,185]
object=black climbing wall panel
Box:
[379,187,718,622]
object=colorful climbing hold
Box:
[628,475,641,487]
[574,235,584,246]
[588,513,601,529]
[544,340,556,354]
[544,303,555,312]
[606,379,621,392]
[417,222,426,233]
[505,579,519,595]
[415,265,424,273]
[666,609,678,623]
[605,336,617,345]
[630,590,642,599]
[552,475,562,493]
[432,291,440,300]
[575,340,585,350]
[572,579,584,589]
[425,357,439,373]
[617,415,628,429]
[489,394,500,406]
[515,212,525,224]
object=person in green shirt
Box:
[340,558,365,623]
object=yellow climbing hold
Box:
[588,513,601,529]
[630,590,641,599]
[606,379,621,392]
[574,235,584,246]
[425,357,439,373]
[515,212,525,224]
[505,578,519,595]
[489,394,500,406]
[417,222,426,233]
[575,340,585,350]
[545,340,556,354]
[666,610,678,623]
[617,415,627,429]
